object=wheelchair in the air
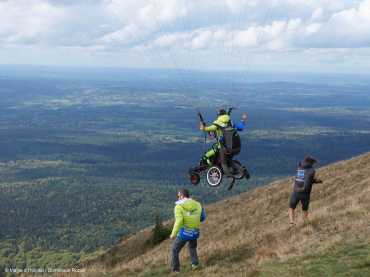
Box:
[188,143,244,187]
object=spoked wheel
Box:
[189,173,200,185]
[206,166,223,187]
[231,160,244,180]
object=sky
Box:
[1,0,370,74]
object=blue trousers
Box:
[171,237,198,272]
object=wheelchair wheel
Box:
[189,173,200,185]
[206,166,223,187]
[232,160,244,180]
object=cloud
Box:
[98,24,142,46]
[309,7,323,22]
[330,0,370,36]
[0,0,370,72]
[0,0,114,47]
[300,0,370,48]
[305,22,323,36]
[287,18,302,31]
[138,0,188,29]
[153,32,186,48]
[192,30,214,49]
[0,0,64,43]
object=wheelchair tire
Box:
[232,160,244,180]
[206,166,223,187]
[189,173,200,185]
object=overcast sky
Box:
[1,0,370,74]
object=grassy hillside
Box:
[64,152,370,276]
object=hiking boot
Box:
[242,167,250,180]
[286,223,294,231]
[191,264,198,271]
[228,177,235,190]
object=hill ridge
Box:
[69,151,370,276]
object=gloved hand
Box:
[199,123,205,131]
[295,188,305,193]
[314,179,323,184]
[242,114,247,122]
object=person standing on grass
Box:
[287,156,322,230]
[170,189,205,272]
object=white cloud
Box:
[139,0,188,28]
[0,0,66,43]
[66,45,106,52]
[0,0,370,72]
[192,30,214,49]
[153,32,184,47]
[99,24,140,45]
[301,0,370,48]
[287,18,302,31]
[330,0,370,36]
[263,21,288,37]
[309,7,323,22]
[305,22,323,36]
[233,28,258,47]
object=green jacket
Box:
[203,115,232,138]
[171,198,205,240]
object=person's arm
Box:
[199,123,218,132]
[204,125,217,132]
[200,205,206,222]
[303,170,315,191]
[171,206,184,237]
[231,121,245,131]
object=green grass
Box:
[262,243,370,277]
[135,261,202,277]
[139,262,173,277]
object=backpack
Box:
[214,121,241,155]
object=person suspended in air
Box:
[198,109,250,190]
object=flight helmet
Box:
[217,109,226,116]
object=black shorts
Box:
[289,191,310,211]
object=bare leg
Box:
[302,210,308,220]
[289,208,295,223]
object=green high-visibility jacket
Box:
[203,115,232,138]
[171,198,205,240]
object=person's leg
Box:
[228,154,241,172]
[288,192,299,230]
[301,194,310,220]
[302,210,308,219]
[187,239,199,266]
[289,208,295,223]
[219,149,232,177]
[227,154,234,167]
[229,159,251,179]
[171,237,187,272]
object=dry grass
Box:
[58,151,370,277]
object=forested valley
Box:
[1,68,370,274]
